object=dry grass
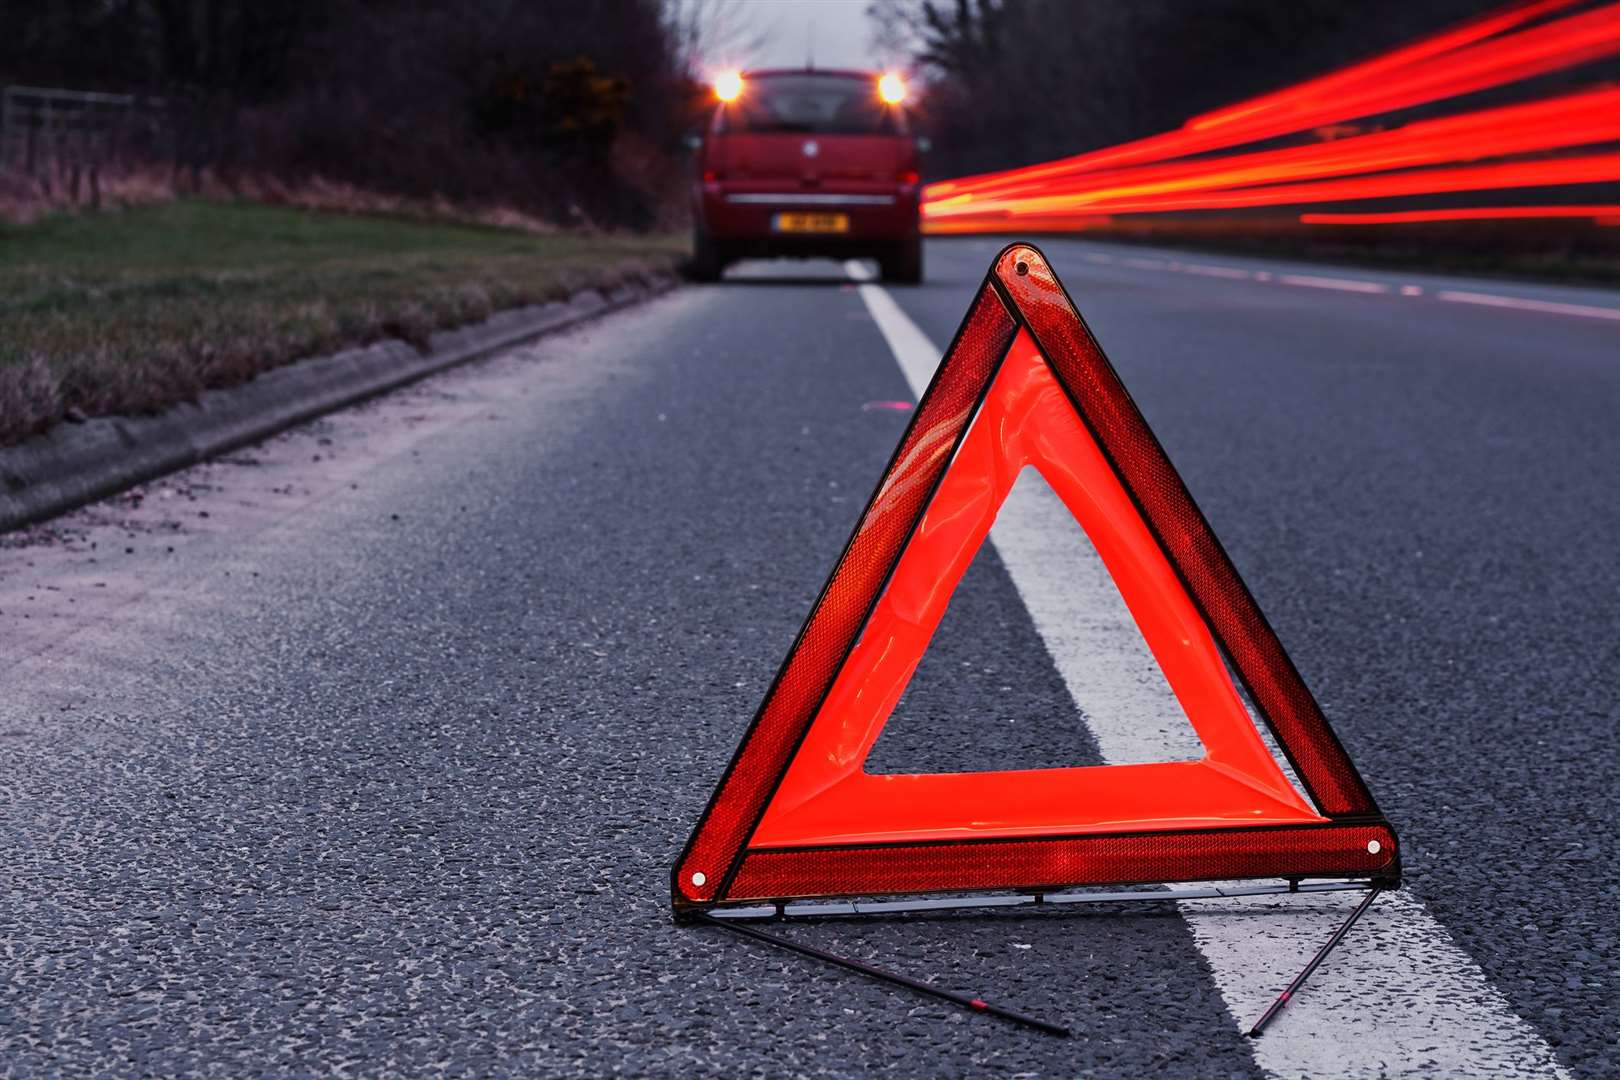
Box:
[0,200,685,445]
[0,162,573,233]
[0,163,178,226]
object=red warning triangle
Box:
[673,244,1397,910]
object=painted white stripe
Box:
[1072,248,1617,323]
[1438,289,1620,322]
[845,259,1570,1079]
[1179,263,1254,280]
[1278,273,1390,294]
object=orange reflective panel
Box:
[751,329,1320,850]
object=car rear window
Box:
[720,75,901,136]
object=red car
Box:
[689,69,924,283]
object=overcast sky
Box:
[717,0,884,72]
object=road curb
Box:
[0,272,678,533]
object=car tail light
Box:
[898,169,920,185]
[703,170,722,183]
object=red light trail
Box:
[1299,206,1620,225]
[923,1,1620,231]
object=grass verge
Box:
[0,201,686,446]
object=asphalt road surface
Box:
[3,237,1616,1076]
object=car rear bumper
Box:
[697,185,919,246]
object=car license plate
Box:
[773,212,849,234]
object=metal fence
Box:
[0,85,170,203]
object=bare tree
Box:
[663,0,767,75]
[867,0,923,71]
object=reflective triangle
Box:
[674,244,1396,909]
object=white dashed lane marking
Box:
[1436,289,1620,321]
[848,259,1571,1078]
[1070,247,1620,322]
[1180,263,1253,280]
[1277,273,1390,294]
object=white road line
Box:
[1180,263,1254,280]
[1068,247,1620,323]
[1277,273,1390,294]
[1438,289,1620,322]
[846,259,1570,1079]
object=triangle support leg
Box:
[695,911,1070,1038]
[1246,885,1383,1037]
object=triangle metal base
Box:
[703,878,1375,921]
[692,879,1386,1040]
